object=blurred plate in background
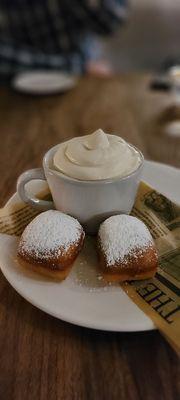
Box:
[12,71,78,95]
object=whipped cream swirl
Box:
[53,129,142,180]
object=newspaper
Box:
[0,182,179,352]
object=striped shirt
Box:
[0,0,127,78]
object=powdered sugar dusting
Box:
[19,210,83,260]
[98,215,153,266]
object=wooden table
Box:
[0,74,179,400]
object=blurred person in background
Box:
[0,0,127,81]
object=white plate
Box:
[12,71,77,95]
[0,161,180,332]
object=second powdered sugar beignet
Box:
[98,214,158,282]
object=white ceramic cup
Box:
[17,144,144,234]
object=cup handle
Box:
[17,168,54,210]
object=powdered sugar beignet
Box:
[18,210,85,280]
[98,215,158,282]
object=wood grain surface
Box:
[0,74,179,400]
